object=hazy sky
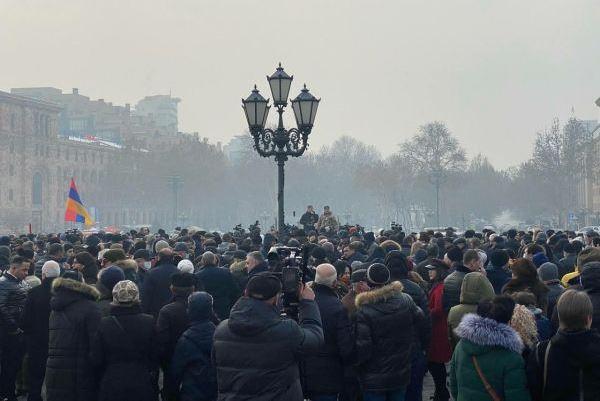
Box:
[2,0,599,169]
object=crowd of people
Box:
[1,205,600,401]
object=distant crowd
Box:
[1,205,600,401]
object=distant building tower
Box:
[134,95,181,135]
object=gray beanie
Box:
[538,262,558,282]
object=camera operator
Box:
[213,273,324,401]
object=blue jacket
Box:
[171,320,217,401]
[485,264,511,295]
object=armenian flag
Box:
[64,178,94,226]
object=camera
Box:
[268,246,309,319]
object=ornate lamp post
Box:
[242,63,320,233]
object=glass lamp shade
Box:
[242,85,270,130]
[267,63,293,106]
[291,84,320,129]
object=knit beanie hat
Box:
[350,269,367,283]
[177,259,195,274]
[384,250,408,277]
[99,266,125,292]
[246,272,282,300]
[133,249,150,260]
[532,252,549,268]
[154,240,170,254]
[111,280,139,305]
[187,291,214,322]
[103,249,127,263]
[446,246,463,263]
[366,263,390,286]
[537,262,558,282]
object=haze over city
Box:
[3,0,599,168]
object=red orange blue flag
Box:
[64,178,94,226]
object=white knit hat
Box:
[177,259,194,274]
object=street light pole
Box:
[242,64,320,234]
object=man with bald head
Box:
[141,246,180,318]
[304,264,355,401]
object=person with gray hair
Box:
[200,251,218,268]
[304,263,355,400]
[22,260,60,401]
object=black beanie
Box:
[446,246,463,263]
[246,273,282,300]
[384,250,408,278]
[366,263,390,286]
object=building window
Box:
[65,149,70,160]
[10,114,16,131]
[32,173,43,207]
[8,189,13,202]
[69,119,86,132]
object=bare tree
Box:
[399,122,466,227]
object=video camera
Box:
[269,246,310,319]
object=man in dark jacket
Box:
[355,263,426,400]
[171,292,217,401]
[442,248,481,311]
[33,243,64,279]
[142,247,179,317]
[538,262,565,319]
[157,272,196,401]
[303,264,355,400]
[415,244,439,284]
[485,249,511,295]
[213,273,324,401]
[0,255,30,401]
[45,275,101,401]
[240,251,269,289]
[21,260,60,401]
[300,205,319,232]
[580,261,600,331]
[558,242,579,280]
[384,251,431,401]
[194,252,240,319]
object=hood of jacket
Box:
[455,313,523,355]
[355,281,404,308]
[460,272,495,305]
[581,262,600,292]
[51,277,100,311]
[227,297,281,336]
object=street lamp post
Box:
[242,63,320,233]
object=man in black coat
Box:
[21,261,60,401]
[580,261,600,331]
[240,251,269,289]
[0,255,30,401]
[141,247,179,318]
[303,264,355,400]
[33,243,64,279]
[485,249,511,295]
[45,275,101,401]
[355,264,426,400]
[194,252,240,320]
[299,205,319,233]
[442,248,481,311]
[213,273,324,401]
[157,273,196,401]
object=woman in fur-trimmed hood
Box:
[45,275,102,401]
[449,296,531,401]
[354,263,427,399]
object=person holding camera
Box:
[213,272,324,401]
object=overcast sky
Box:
[2,0,599,169]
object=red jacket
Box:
[427,282,452,363]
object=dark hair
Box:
[48,243,64,256]
[463,249,480,265]
[10,255,25,266]
[477,295,515,324]
[426,244,439,258]
[490,250,509,267]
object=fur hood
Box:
[455,313,523,354]
[355,281,403,308]
[52,277,100,301]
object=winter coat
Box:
[428,282,452,363]
[141,260,179,317]
[171,320,217,401]
[502,279,549,313]
[399,276,431,351]
[0,271,29,335]
[355,281,426,391]
[21,277,55,360]
[485,264,511,294]
[580,262,600,331]
[558,254,577,279]
[447,272,495,350]
[213,297,324,401]
[96,282,113,317]
[544,280,564,325]
[303,284,355,397]
[194,265,240,319]
[341,289,358,318]
[526,329,600,401]
[449,313,530,401]
[442,264,471,311]
[45,278,101,401]
[299,211,319,231]
[90,304,158,401]
[156,292,190,367]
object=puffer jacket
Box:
[447,272,495,349]
[580,262,600,331]
[442,264,471,311]
[449,314,530,401]
[0,272,29,334]
[213,297,323,401]
[526,329,600,401]
[355,281,426,391]
[45,278,101,401]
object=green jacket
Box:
[449,313,531,401]
[447,272,495,349]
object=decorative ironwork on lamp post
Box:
[242,63,320,233]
